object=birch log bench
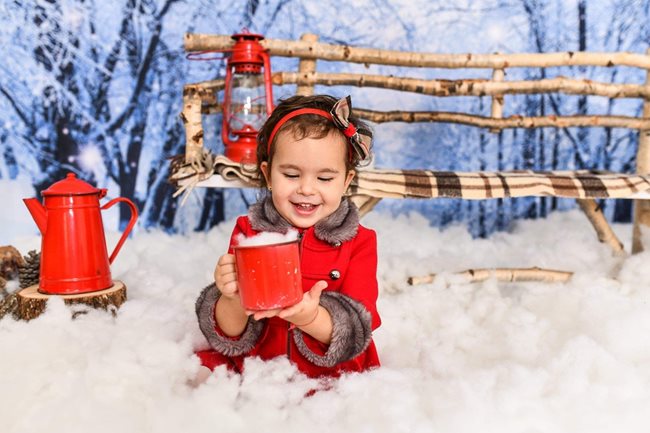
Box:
[170,33,650,285]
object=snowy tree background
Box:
[6,3,650,432]
[1,0,650,236]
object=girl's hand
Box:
[246,280,328,323]
[214,254,239,300]
[279,280,327,325]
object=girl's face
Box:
[260,129,355,229]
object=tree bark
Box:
[576,199,625,255]
[353,109,650,129]
[31,0,84,192]
[199,103,650,130]
[296,33,319,96]
[349,196,382,218]
[195,189,225,231]
[144,112,184,230]
[632,49,650,253]
[272,72,650,99]
[490,65,505,133]
[185,33,650,69]
[16,282,127,321]
[408,267,573,286]
[182,90,205,162]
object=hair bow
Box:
[330,96,373,162]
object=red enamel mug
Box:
[233,240,303,310]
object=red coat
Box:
[196,214,381,378]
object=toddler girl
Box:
[195,94,380,378]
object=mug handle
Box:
[101,197,139,264]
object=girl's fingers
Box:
[217,270,238,286]
[217,273,237,286]
[218,264,237,275]
[215,255,237,282]
[220,281,239,296]
[218,254,236,265]
[310,280,328,296]
[242,281,328,321]
[278,303,302,319]
[215,256,235,274]
[278,283,324,319]
[218,272,237,283]
[252,308,282,321]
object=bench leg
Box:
[576,199,625,255]
[350,195,382,218]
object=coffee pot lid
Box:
[42,173,103,196]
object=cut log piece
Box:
[15,281,126,321]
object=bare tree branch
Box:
[0,85,32,127]
[106,0,181,134]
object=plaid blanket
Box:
[170,154,650,200]
[352,168,650,200]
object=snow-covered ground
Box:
[3,178,650,433]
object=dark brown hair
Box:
[255,95,372,186]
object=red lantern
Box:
[221,32,274,164]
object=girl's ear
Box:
[260,161,271,188]
[344,169,356,190]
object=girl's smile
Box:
[260,130,356,229]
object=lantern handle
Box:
[186,49,232,61]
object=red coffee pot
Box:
[23,173,138,295]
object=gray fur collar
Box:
[248,196,359,245]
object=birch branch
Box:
[181,91,204,162]
[273,72,650,99]
[186,73,650,100]
[633,48,650,254]
[349,195,382,218]
[185,33,650,70]
[408,267,573,286]
[490,66,505,133]
[354,109,650,129]
[296,33,319,96]
[199,102,650,130]
[184,80,224,94]
[576,199,625,255]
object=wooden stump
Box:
[15,281,127,321]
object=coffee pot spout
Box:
[23,198,47,235]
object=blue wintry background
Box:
[1,0,649,236]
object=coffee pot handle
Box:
[100,197,139,264]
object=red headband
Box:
[265,96,372,163]
[266,108,333,156]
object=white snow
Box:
[236,229,299,247]
[3,194,650,433]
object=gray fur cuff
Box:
[292,291,373,368]
[195,283,264,357]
